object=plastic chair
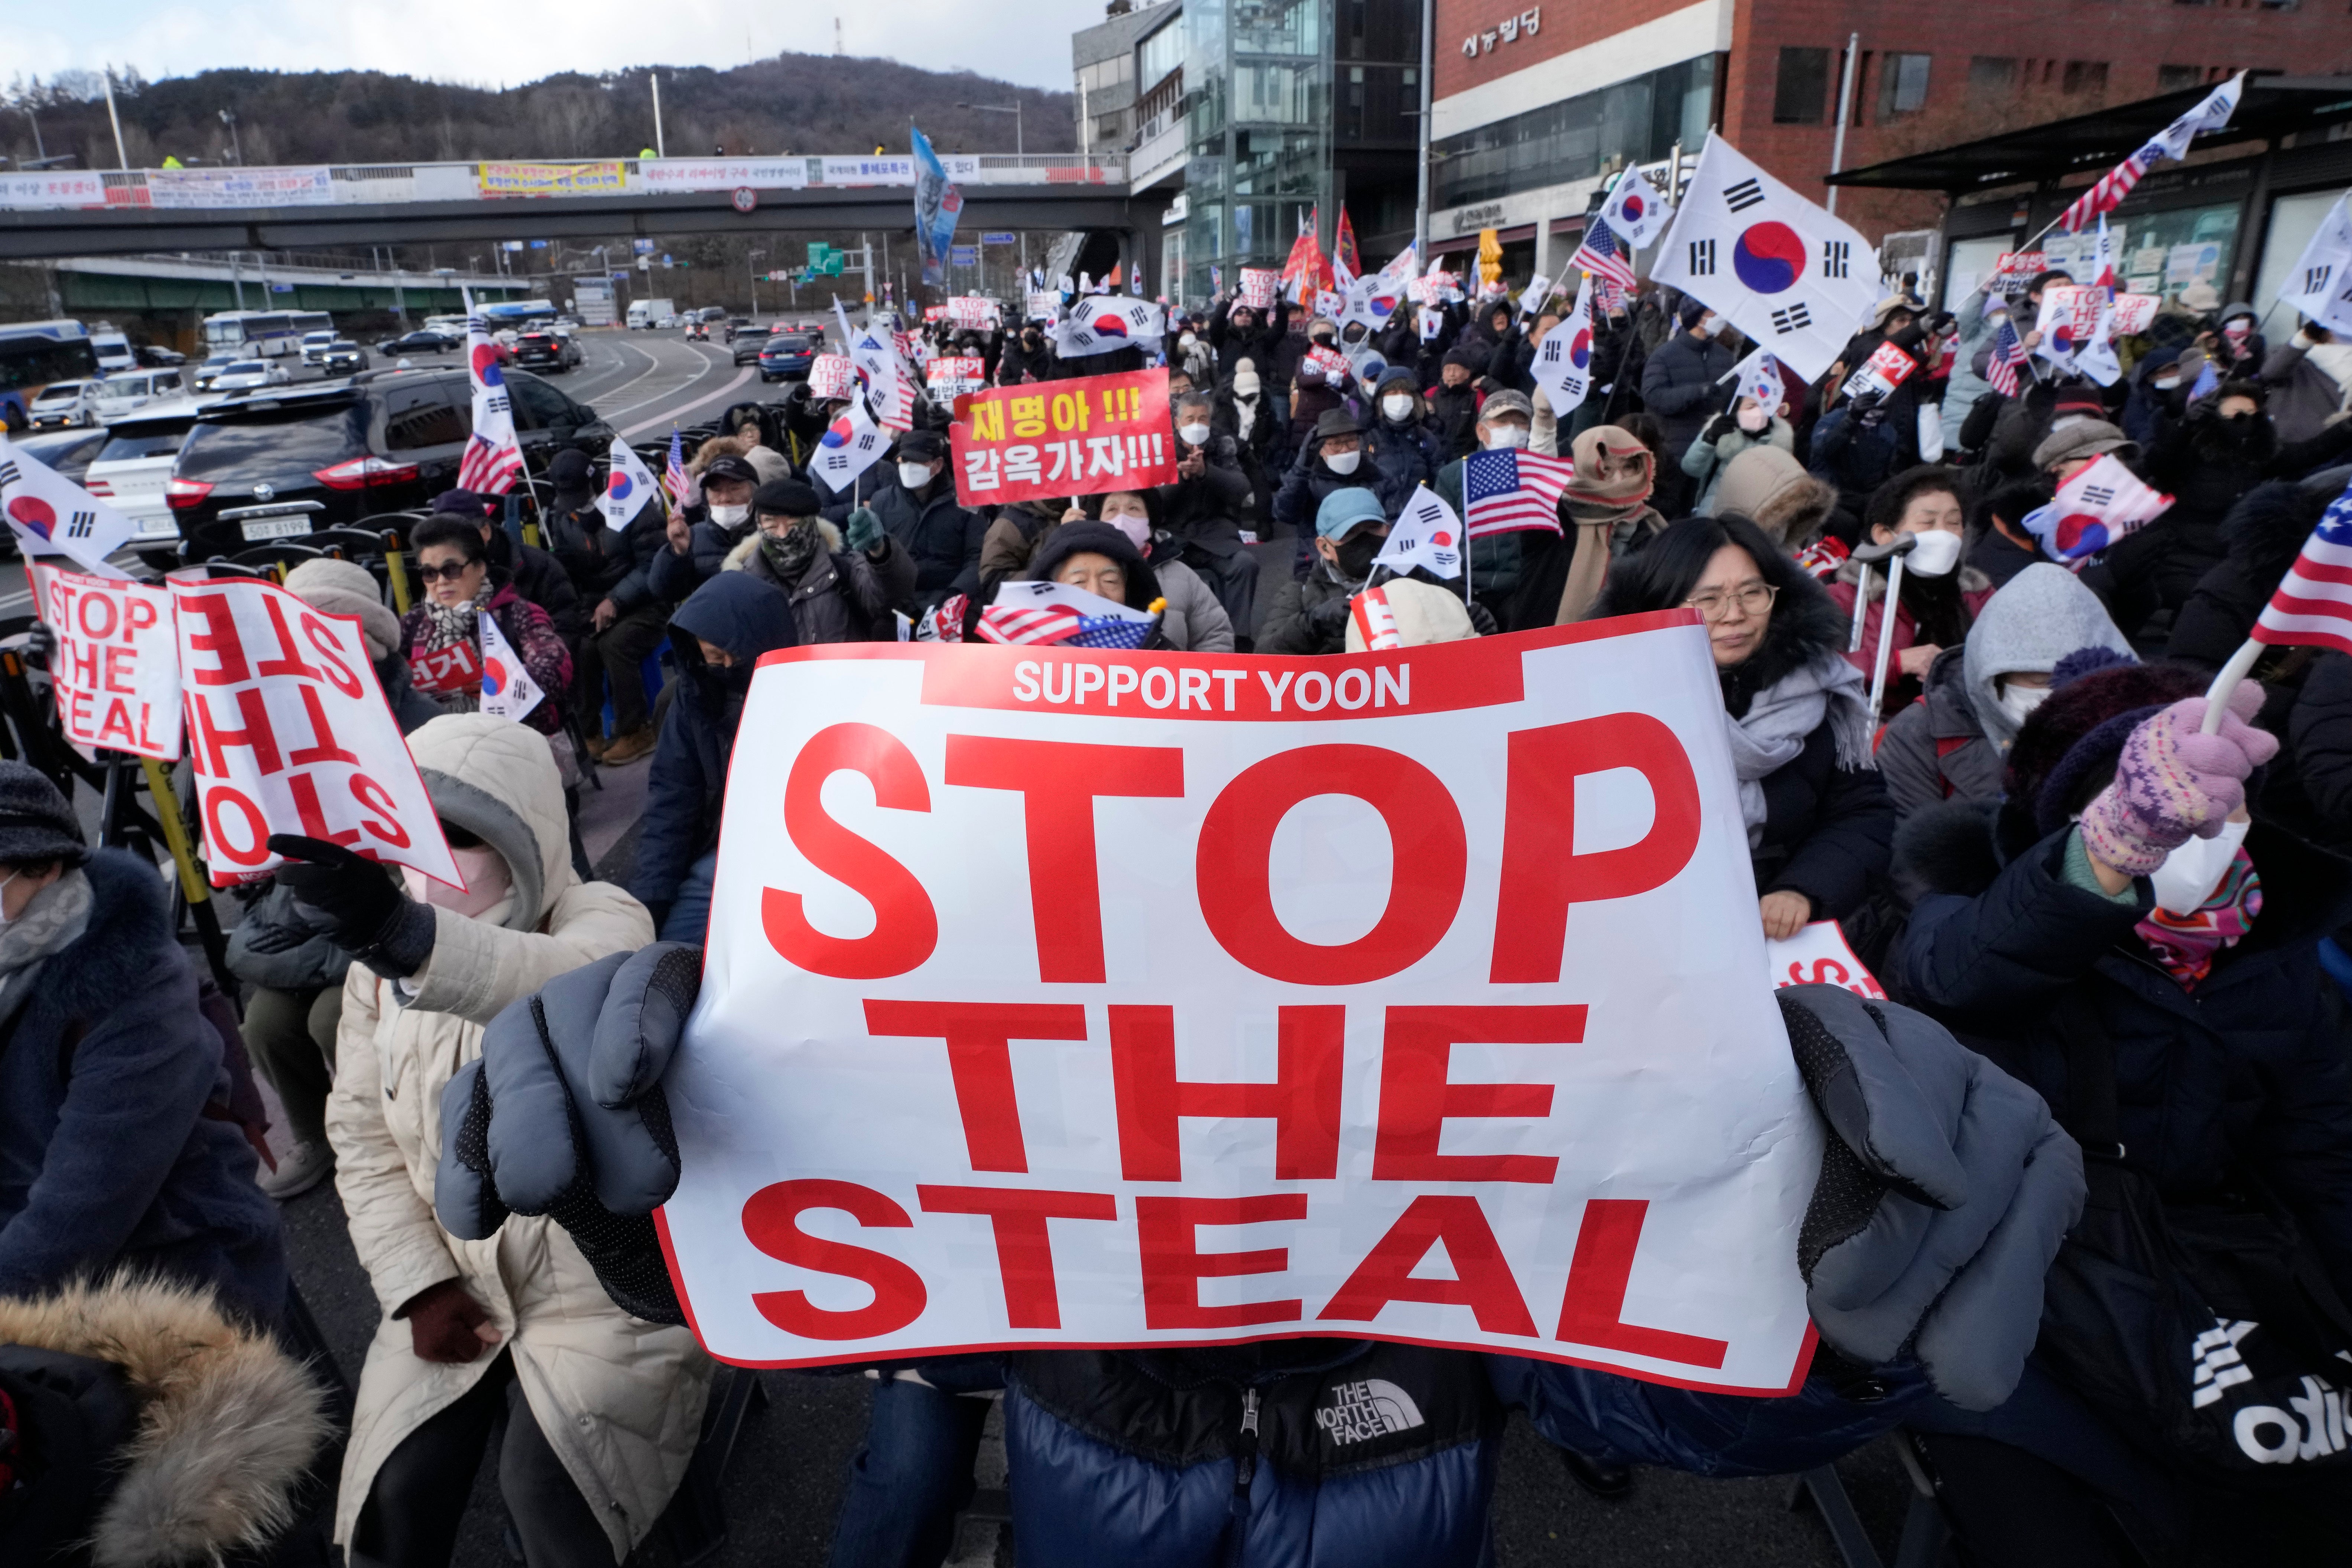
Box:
[219,542,326,580]
[307,526,397,561]
[1787,1431,1950,1568]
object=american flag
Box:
[976,604,1156,648]
[1463,449,1573,538]
[2057,142,2161,234]
[1564,216,1638,294]
[661,428,691,513]
[455,430,523,495]
[1987,314,2029,398]
[455,309,525,494]
[2251,478,2352,656]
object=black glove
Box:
[437,944,703,1324]
[1701,413,1735,444]
[1778,986,2084,1411]
[1307,593,1354,636]
[21,623,55,667]
[266,834,436,979]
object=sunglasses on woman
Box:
[414,560,480,583]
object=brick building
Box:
[1427,0,2352,287]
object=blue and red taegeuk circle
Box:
[1731,222,1807,295]
[481,657,508,697]
[471,344,506,386]
[1617,193,1646,225]
[1569,326,1593,369]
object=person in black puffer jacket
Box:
[1588,514,1894,936]
[1425,346,1485,462]
[1364,367,1443,497]
[1638,299,1738,512]
[1207,294,1289,386]
[1892,653,2352,1565]
[995,324,1053,386]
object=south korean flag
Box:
[1052,297,1166,358]
[1530,272,1596,417]
[1650,133,1880,384]
[0,429,134,578]
[1598,164,1674,250]
[2280,191,2352,337]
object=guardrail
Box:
[0,153,1132,213]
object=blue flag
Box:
[910,125,963,289]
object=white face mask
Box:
[1324,448,1362,475]
[1697,316,1722,338]
[1178,423,1211,446]
[708,503,749,527]
[1737,406,1770,434]
[2150,817,2251,916]
[2153,376,2181,392]
[403,844,514,922]
[1994,680,2050,731]
[1103,512,1150,548]
[1179,333,1198,350]
[1483,423,1530,451]
[897,461,935,491]
[1902,527,1963,578]
[1381,394,1414,422]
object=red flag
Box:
[1333,207,1361,285]
[1280,205,1334,299]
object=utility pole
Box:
[651,72,667,159]
[1413,0,1433,260]
[1826,33,1860,216]
[749,248,764,315]
[101,67,129,170]
[218,107,243,165]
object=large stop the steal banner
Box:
[661,614,1823,1393]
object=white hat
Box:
[1344,578,1478,651]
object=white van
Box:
[84,398,214,560]
[90,368,188,424]
[90,331,136,374]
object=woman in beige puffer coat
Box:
[322,714,709,1564]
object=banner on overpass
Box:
[640,157,810,192]
[0,172,108,209]
[480,161,626,198]
[145,166,334,208]
[819,154,982,188]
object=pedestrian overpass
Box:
[0,153,1172,280]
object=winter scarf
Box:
[2136,848,2262,988]
[1722,656,1874,845]
[1556,425,1666,624]
[0,867,92,1020]
[415,574,490,655]
[758,520,825,581]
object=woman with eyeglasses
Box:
[399,515,576,783]
[1589,513,1894,940]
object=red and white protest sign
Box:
[172,576,460,889]
[2034,285,2106,358]
[1987,251,2048,291]
[1840,342,1917,402]
[28,564,181,760]
[409,640,483,696]
[1765,921,1885,1000]
[928,356,987,397]
[807,354,857,401]
[1300,344,1352,385]
[945,296,999,329]
[951,368,1179,507]
[1237,268,1280,310]
[2106,293,2160,337]
[657,618,1823,1390]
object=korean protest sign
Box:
[28,564,181,759]
[807,355,857,401]
[928,357,988,398]
[1238,269,1280,310]
[655,616,1825,1391]
[409,639,483,696]
[952,369,1180,507]
[1840,342,1917,402]
[1986,251,2048,293]
[172,575,460,889]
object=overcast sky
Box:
[9,0,1107,94]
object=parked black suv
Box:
[513,332,582,373]
[166,367,612,562]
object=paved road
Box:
[61,330,1906,1566]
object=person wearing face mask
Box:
[630,574,799,944]
[0,760,287,1329]
[1285,318,1348,434]
[649,452,763,603]
[1826,469,1994,718]
[2204,300,2266,378]
[1552,423,1669,624]
[1156,391,1262,637]
[1638,297,1739,515]
[996,322,1053,386]
[1964,476,2060,588]
[1422,390,1566,631]
[1206,290,1289,387]
[2118,346,2185,448]
[721,478,912,643]
[1875,567,2133,822]
[1681,390,1795,516]
[1807,387,1906,525]
[1483,308,1559,396]
[1258,488,1393,655]
[1891,657,2352,1565]
[1273,408,1402,548]
[2260,319,2352,445]
[268,715,710,1568]
[1214,358,1281,532]
[862,428,988,613]
[1426,345,1487,461]
[1364,367,1442,496]
[1587,515,1892,941]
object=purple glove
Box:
[2078,688,2278,874]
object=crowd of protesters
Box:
[2,250,2349,1568]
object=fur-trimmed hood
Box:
[721,516,844,577]
[0,1275,329,1567]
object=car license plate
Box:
[239,514,312,541]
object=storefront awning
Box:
[1824,74,2352,196]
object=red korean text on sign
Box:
[951,367,1180,507]
[410,639,483,696]
[172,575,462,889]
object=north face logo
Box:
[1316,1379,1426,1445]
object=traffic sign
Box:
[981,231,1015,246]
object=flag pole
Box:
[2200,638,2263,736]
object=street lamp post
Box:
[218,107,243,165]
[958,101,1027,290]
[749,249,764,316]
